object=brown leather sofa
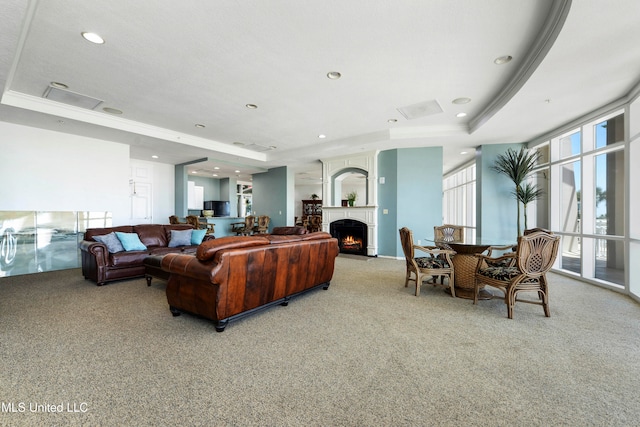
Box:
[160,232,339,332]
[271,226,309,235]
[80,224,213,286]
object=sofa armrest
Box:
[79,240,109,266]
[161,253,220,281]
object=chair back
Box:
[515,231,560,277]
[245,215,255,228]
[169,215,180,224]
[523,227,553,235]
[398,227,415,261]
[434,224,463,242]
[257,215,270,228]
[185,215,200,228]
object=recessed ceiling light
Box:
[456,112,467,118]
[318,134,326,139]
[195,124,205,128]
[235,170,240,173]
[245,104,258,109]
[50,82,68,89]
[151,155,158,159]
[212,174,218,177]
[452,97,471,105]
[388,119,398,123]
[327,71,341,80]
[214,166,220,170]
[460,151,468,155]
[81,32,105,44]
[494,55,513,65]
[102,107,123,114]
[192,171,197,174]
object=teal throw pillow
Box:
[115,232,147,251]
[93,232,125,253]
[168,229,193,247]
[191,228,207,245]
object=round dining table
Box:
[430,237,516,300]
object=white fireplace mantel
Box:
[321,151,379,256]
[322,206,378,256]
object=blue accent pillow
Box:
[115,232,147,251]
[191,228,207,245]
[168,229,193,247]
[93,232,125,253]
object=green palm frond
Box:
[491,147,541,186]
[516,182,544,205]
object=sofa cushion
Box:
[168,229,193,247]
[115,232,148,251]
[300,231,333,241]
[266,234,304,244]
[149,246,198,256]
[134,224,170,247]
[196,236,270,261]
[110,250,150,267]
[191,229,207,245]
[92,232,125,253]
[271,226,309,235]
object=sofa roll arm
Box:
[79,240,109,266]
[161,253,220,281]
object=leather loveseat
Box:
[80,224,213,286]
[159,232,339,331]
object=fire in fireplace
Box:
[330,219,367,256]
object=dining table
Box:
[428,236,516,300]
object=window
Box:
[443,163,475,239]
[548,110,625,288]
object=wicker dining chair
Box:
[253,215,270,234]
[434,224,464,243]
[186,215,215,235]
[399,227,456,297]
[473,229,560,318]
[231,215,255,235]
[169,215,182,225]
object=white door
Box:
[130,180,153,224]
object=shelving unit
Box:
[302,199,322,215]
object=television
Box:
[203,201,230,217]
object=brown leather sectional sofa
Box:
[80,224,213,286]
[160,232,339,332]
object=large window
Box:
[547,111,625,287]
[443,163,475,240]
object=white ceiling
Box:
[1,0,640,182]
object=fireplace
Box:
[330,219,367,256]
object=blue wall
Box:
[252,166,293,230]
[378,147,443,257]
[476,143,523,241]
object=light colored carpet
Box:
[0,257,638,426]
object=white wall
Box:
[0,121,132,225]
[130,159,175,224]
[294,184,322,218]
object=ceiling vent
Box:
[397,99,443,120]
[245,143,275,152]
[43,85,103,110]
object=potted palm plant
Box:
[492,147,542,237]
